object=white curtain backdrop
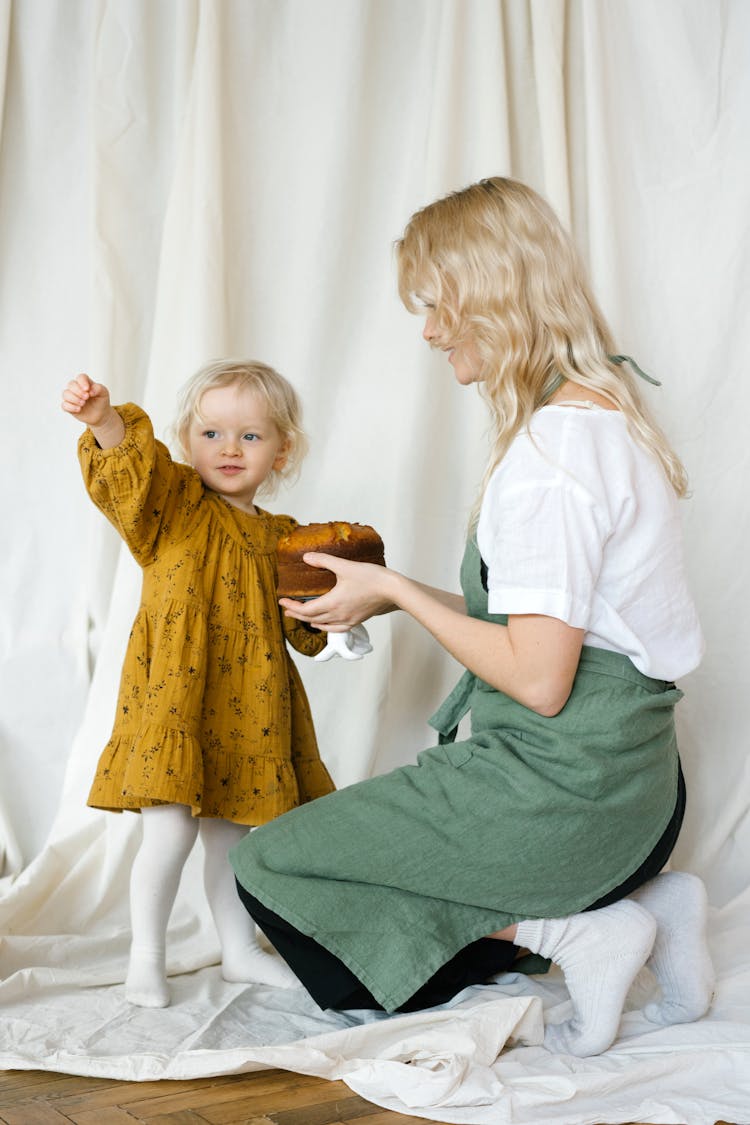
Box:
[0,1,748,1121]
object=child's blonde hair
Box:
[395,176,688,514]
[170,358,309,498]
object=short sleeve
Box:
[476,427,611,628]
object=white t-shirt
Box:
[476,405,704,681]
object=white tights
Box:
[125,805,297,1007]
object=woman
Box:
[229,177,713,1056]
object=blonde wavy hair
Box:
[170,358,309,498]
[395,177,688,515]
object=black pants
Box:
[237,762,685,1013]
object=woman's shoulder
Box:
[496,406,616,476]
[521,406,637,472]
[529,402,627,438]
[490,406,667,510]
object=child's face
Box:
[187,384,289,512]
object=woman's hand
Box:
[281,552,581,715]
[279,553,399,631]
[61,374,125,448]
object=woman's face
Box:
[422,311,483,385]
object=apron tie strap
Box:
[541,355,661,405]
[609,354,662,386]
[428,669,477,744]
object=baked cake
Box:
[276,521,386,598]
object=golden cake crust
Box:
[277,521,386,598]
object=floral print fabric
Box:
[79,404,334,824]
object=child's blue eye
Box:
[243,433,259,442]
[204,430,217,439]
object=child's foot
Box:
[221,946,299,989]
[125,949,170,1008]
[517,901,657,1057]
[630,871,715,1025]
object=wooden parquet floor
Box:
[0,1069,737,1125]
[0,1068,433,1124]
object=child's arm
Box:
[61,373,125,449]
[62,374,201,566]
[281,614,328,658]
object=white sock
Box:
[126,805,199,1008]
[516,900,657,1056]
[629,871,715,1025]
[200,820,299,990]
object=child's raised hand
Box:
[61,373,113,427]
[61,373,125,448]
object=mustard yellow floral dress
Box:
[79,403,334,824]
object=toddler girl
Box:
[62,358,334,1007]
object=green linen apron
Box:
[230,536,683,1013]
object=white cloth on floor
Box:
[0,815,748,1124]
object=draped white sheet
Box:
[1,1,748,1121]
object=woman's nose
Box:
[423,314,437,341]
